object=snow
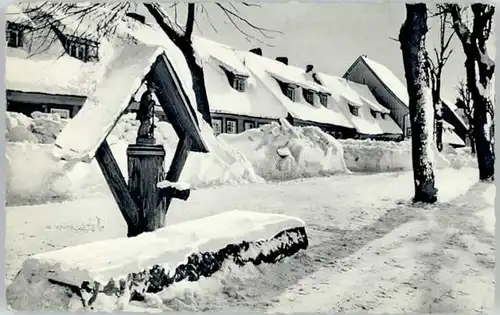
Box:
[54,45,164,162]
[5,167,491,313]
[219,118,349,180]
[192,37,287,119]
[5,112,262,205]
[362,55,410,106]
[8,210,304,293]
[318,74,402,135]
[240,52,353,129]
[157,181,191,191]
[340,139,450,172]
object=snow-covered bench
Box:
[7,210,308,311]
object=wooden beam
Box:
[95,139,141,237]
[161,137,192,215]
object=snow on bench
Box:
[7,210,307,311]
[54,44,165,163]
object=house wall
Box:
[292,117,357,139]
[210,112,278,135]
[6,91,86,118]
[344,60,410,136]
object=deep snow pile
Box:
[5,111,262,205]
[339,138,451,172]
[219,119,350,181]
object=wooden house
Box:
[317,73,403,140]
[236,51,357,138]
[343,55,467,146]
[192,37,288,135]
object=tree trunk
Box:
[143,3,213,127]
[399,4,438,203]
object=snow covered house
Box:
[343,55,468,146]
[236,51,357,138]
[192,37,288,135]
[4,5,169,120]
[316,73,403,140]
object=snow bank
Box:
[220,118,349,181]
[6,210,305,311]
[5,112,262,204]
[340,139,451,172]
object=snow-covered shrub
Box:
[443,146,477,169]
[219,118,349,181]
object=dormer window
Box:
[370,109,377,118]
[303,89,315,105]
[286,86,296,102]
[319,93,328,106]
[6,22,25,48]
[63,35,99,62]
[232,75,246,92]
[349,104,359,116]
[221,66,247,92]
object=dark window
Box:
[63,35,99,62]
[50,108,71,119]
[286,86,296,102]
[406,127,412,136]
[349,105,359,116]
[212,118,222,135]
[225,119,238,134]
[232,76,246,92]
[243,121,255,131]
[319,93,328,106]
[6,22,24,48]
[370,109,377,118]
[303,89,315,105]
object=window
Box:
[212,118,222,136]
[6,22,24,48]
[243,121,255,131]
[319,93,328,106]
[225,119,238,134]
[50,108,70,119]
[303,89,315,105]
[64,35,99,62]
[370,109,377,118]
[232,76,246,92]
[349,104,359,116]
[286,86,296,102]
[406,127,412,137]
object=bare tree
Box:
[18,2,280,127]
[425,6,455,152]
[455,79,476,155]
[399,3,438,203]
[445,4,495,181]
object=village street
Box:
[5,167,494,314]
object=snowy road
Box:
[5,167,494,313]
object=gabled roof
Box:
[240,52,354,129]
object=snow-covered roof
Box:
[361,56,410,106]
[192,37,287,120]
[193,36,250,77]
[443,129,465,146]
[240,52,354,129]
[318,73,402,135]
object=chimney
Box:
[126,12,146,24]
[249,48,262,56]
[276,56,288,65]
[305,64,314,73]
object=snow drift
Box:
[340,138,451,172]
[219,118,350,181]
[6,210,307,312]
[5,112,262,205]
